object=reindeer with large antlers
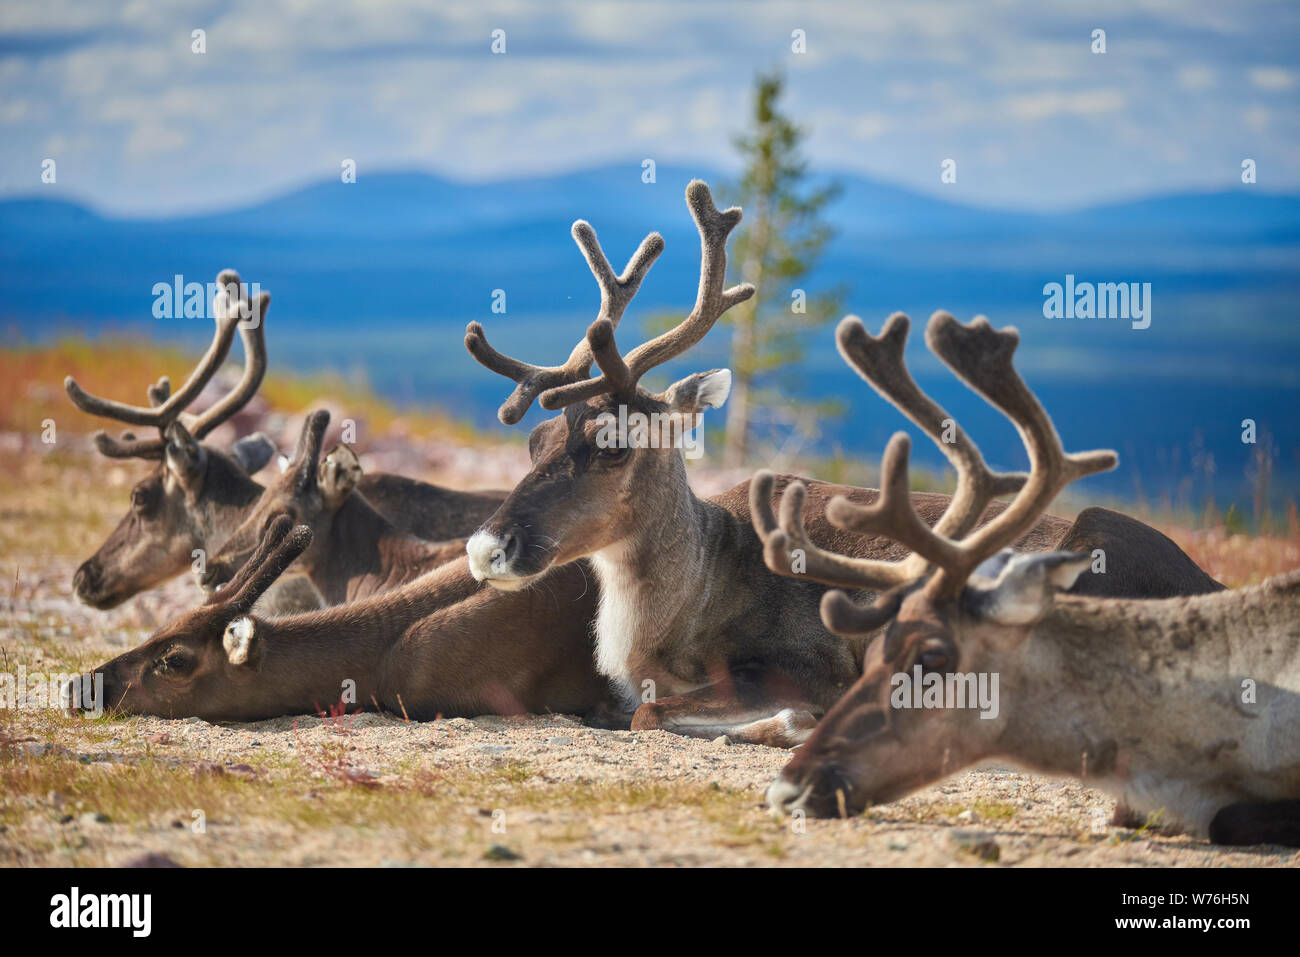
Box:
[65,270,505,610]
[760,312,1300,846]
[463,181,1223,746]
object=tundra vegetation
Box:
[1,198,1296,866]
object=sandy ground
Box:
[2,447,1298,868]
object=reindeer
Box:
[200,409,478,604]
[64,515,611,721]
[461,180,1224,747]
[65,270,504,610]
[758,311,1300,847]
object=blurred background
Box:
[1,0,1298,545]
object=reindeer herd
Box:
[57,181,1299,850]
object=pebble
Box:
[483,843,522,861]
[123,853,182,868]
[949,829,1000,861]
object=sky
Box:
[0,0,1298,215]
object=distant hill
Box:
[3,164,1297,328]
[2,164,1297,507]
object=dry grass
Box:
[1,337,479,444]
[1,341,1298,866]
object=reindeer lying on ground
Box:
[64,269,504,611]
[758,311,1300,847]
[65,514,611,721]
[461,180,1223,747]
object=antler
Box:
[288,410,330,494]
[913,311,1117,596]
[752,309,1117,634]
[205,513,312,614]
[465,224,666,424]
[539,180,754,409]
[748,471,920,635]
[66,270,271,459]
[827,313,1027,543]
[751,311,1027,594]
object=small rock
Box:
[123,853,182,868]
[949,829,1000,861]
[956,809,979,823]
[78,811,110,826]
[712,735,732,746]
[483,844,521,862]
[25,742,71,758]
[546,736,573,747]
[145,733,170,746]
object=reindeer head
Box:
[199,410,359,592]
[463,180,752,588]
[66,271,274,608]
[64,516,312,720]
[754,311,1115,818]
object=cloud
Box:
[1,0,1297,213]
[1004,89,1126,122]
[1177,65,1216,91]
[1249,66,1296,90]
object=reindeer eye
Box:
[155,650,191,674]
[597,445,630,460]
[131,487,155,511]
[918,648,950,672]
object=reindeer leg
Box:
[1208,799,1300,847]
[631,675,819,748]
[583,701,634,731]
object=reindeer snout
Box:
[767,764,861,819]
[60,673,105,717]
[766,776,812,819]
[466,527,526,582]
[72,560,113,608]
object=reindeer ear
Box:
[230,432,276,475]
[222,616,257,665]
[662,369,731,414]
[164,421,205,489]
[318,445,362,509]
[965,551,1092,628]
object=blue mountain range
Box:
[3,164,1297,508]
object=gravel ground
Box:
[2,447,1298,868]
[6,704,1300,867]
